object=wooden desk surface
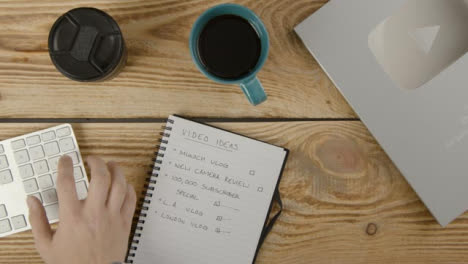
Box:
[1,1,467,264]
[0,0,355,119]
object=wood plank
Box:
[0,0,355,119]
[1,122,467,263]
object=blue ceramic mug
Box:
[189,4,269,106]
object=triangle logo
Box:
[409,25,440,54]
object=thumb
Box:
[27,196,53,249]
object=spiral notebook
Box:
[127,115,288,264]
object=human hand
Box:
[26,156,137,264]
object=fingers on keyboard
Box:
[28,193,42,203]
[56,156,79,210]
[86,156,111,205]
[1,125,89,237]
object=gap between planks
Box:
[0,117,361,123]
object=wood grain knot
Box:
[315,137,366,178]
[366,223,378,236]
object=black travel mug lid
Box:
[48,7,125,81]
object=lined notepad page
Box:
[131,115,287,264]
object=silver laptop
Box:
[295,0,468,226]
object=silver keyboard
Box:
[0,124,89,237]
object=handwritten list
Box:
[131,116,287,264]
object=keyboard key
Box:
[59,137,75,152]
[0,145,3,154]
[0,155,8,170]
[52,172,57,184]
[74,167,84,180]
[75,181,88,200]
[11,139,26,150]
[11,215,26,229]
[57,127,71,138]
[18,164,34,179]
[14,149,30,164]
[0,219,12,234]
[0,205,7,218]
[42,189,58,204]
[37,174,53,189]
[41,131,56,142]
[28,193,42,203]
[29,145,45,160]
[0,170,13,185]
[23,178,38,193]
[44,203,59,221]
[26,135,41,146]
[48,156,60,171]
[33,160,49,175]
[44,141,60,156]
[66,152,80,165]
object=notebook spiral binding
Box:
[126,118,174,264]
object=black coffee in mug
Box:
[190,4,269,105]
[197,14,261,80]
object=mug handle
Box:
[240,77,267,106]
